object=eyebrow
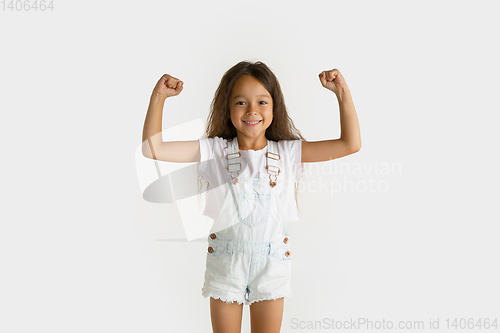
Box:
[232,94,271,100]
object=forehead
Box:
[230,75,271,97]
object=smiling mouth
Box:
[243,120,262,125]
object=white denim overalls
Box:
[201,137,293,306]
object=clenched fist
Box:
[319,69,348,96]
[152,74,184,99]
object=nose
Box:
[246,106,259,115]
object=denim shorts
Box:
[201,232,292,306]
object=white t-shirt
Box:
[197,136,305,222]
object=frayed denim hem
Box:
[246,292,292,306]
[202,291,246,305]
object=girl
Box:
[142,61,361,333]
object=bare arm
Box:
[141,74,201,163]
[302,69,361,163]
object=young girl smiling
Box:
[142,61,361,333]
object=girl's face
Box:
[229,75,273,141]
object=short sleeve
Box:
[197,136,228,179]
[279,139,305,180]
[197,137,214,177]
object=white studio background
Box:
[1,1,499,332]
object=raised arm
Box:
[141,74,201,163]
[301,69,361,163]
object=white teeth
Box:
[245,120,261,124]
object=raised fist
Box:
[319,69,348,95]
[152,74,184,99]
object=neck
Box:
[236,135,268,151]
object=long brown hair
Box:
[198,61,306,212]
[205,61,305,141]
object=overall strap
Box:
[227,137,281,187]
[266,140,281,188]
[227,137,241,184]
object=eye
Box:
[236,101,246,105]
[259,101,267,105]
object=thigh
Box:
[249,298,284,333]
[210,297,244,333]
